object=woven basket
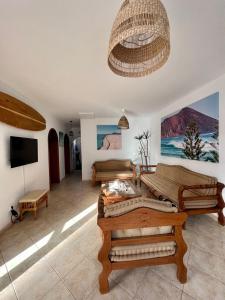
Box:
[108,0,170,77]
[118,115,129,129]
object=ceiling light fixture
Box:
[108,0,170,78]
[118,109,129,129]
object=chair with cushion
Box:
[97,196,188,294]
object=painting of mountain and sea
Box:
[97,125,121,150]
[161,92,219,163]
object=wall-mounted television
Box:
[10,136,38,168]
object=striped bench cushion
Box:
[104,197,177,218]
[110,241,176,262]
[96,171,133,181]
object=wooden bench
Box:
[97,195,188,294]
[19,190,48,220]
[92,159,136,186]
[140,163,225,226]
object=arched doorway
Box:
[64,134,70,175]
[48,128,60,186]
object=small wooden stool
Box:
[19,190,48,220]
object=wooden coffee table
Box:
[101,179,141,205]
[19,190,48,220]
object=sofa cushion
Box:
[112,226,172,239]
[156,163,217,196]
[107,198,176,238]
[104,197,177,218]
[94,160,132,172]
[96,171,133,181]
[110,241,176,262]
[141,173,181,205]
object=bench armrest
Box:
[178,183,224,211]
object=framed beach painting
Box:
[161,92,219,163]
[97,125,121,150]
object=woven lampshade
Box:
[108,0,170,77]
[118,115,129,129]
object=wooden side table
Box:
[19,190,48,220]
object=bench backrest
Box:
[94,159,132,171]
[156,163,217,195]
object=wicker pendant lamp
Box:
[118,109,129,129]
[108,0,170,77]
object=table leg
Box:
[19,204,23,221]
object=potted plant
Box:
[134,130,151,170]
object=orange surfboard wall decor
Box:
[0,91,46,131]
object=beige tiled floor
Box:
[1,172,225,299]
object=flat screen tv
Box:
[10,136,38,168]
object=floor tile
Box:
[86,285,132,300]
[150,263,184,290]
[181,292,196,300]
[190,230,225,258]
[191,217,225,243]
[42,281,74,300]
[188,245,225,284]
[13,260,60,300]
[44,237,86,277]
[0,228,30,253]
[0,284,17,300]
[183,265,225,300]
[63,257,99,300]
[0,254,11,292]
[136,269,182,300]
[110,267,148,297]
[1,238,37,263]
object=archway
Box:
[64,134,70,175]
[48,128,60,186]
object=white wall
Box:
[0,83,65,231]
[80,117,151,180]
[150,73,225,184]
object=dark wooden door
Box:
[48,128,60,186]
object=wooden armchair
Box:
[97,196,188,294]
[92,159,137,186]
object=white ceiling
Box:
[0,0,225,122]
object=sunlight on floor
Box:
[0,231,54,277]
[0,203,98,280]
[61,202,97,233]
